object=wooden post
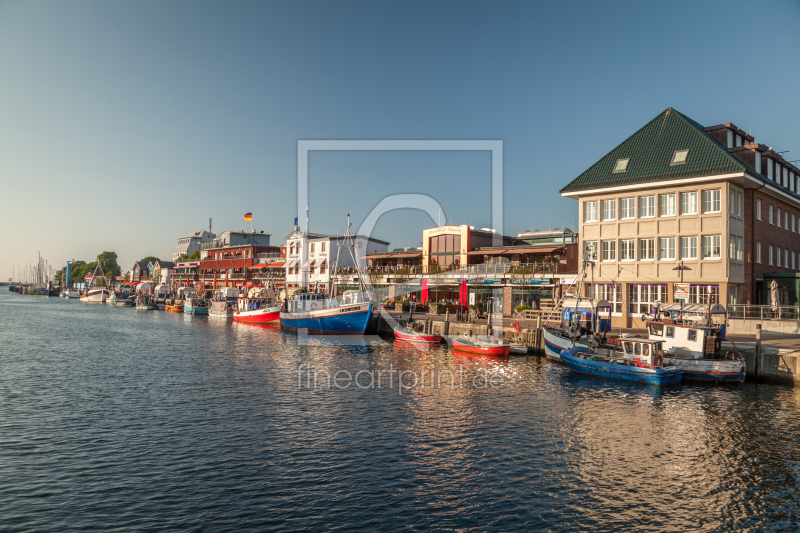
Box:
[755,323,761,381]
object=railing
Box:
[357,261,558,278]
[729,304,800,320]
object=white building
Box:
[172,230,216,261]
[199,230,272,258]
[284,228,389,292]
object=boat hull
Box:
[667,359,745,383]
[234,306,280,323]
[543,328,574,362]
[165,304,184,313]
[80,289,109,303]
[280,302,372,334]
[184,305,208,315]
[136,304,155,311]
[560,347,683,386]
[452,339,511,356]
[394,328,442,344]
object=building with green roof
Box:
[561,107,800,328]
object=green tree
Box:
[139,256,160,263]
[96,251,121,277]
[176,250,201,261]
[124,271,131,282]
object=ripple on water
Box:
[1,291,799,531]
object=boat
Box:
[61,288,80,298]
[152,284,172,310]
[643,302,746,383]
[165,303,184,313]
[394,326,442,344]
[280,215,373,335]
[233,287,280,323]
[79,264,110,303]
[559,338,683,386]
[115,298,135,307]
[451,332,511,356]
[184,288,209,315]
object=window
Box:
[757,199,762,220]
[309,262,316,275]
[659,237,676,260]
[702,190,721,213]
[783,167,788,188]
[757,242,762,264]
[777,247,782,267]
[666,326,675,338]
[311,243,315,253]
[584,241,598,260]
[681,192,698,215]
[620,239,635,261]
[792,172,796,193]
[620,198,635,219]
[601,200,616,221]
[729,191,742,216]
[769,245,774,266]
[688,330,698,342]
[736,135,742,147]
[729,285,738,305]
[681,236,698,260]
[660,194,676,217]
[639,196,655,218]
[768,159,774,180]
[755,151,762,174]
[702,235,721,259]
[729,236,743,261]
[776,163,782,183]
[769,205,774,224]
[320,261,326,274]
[689,285,719,304]
[601,240,616,261]
[640,238,655,260]
[793,251,796,270]
[671,149,689,165]
[786,249,789,269]
[590,284,622,314]
[613,158,630,173]
[785,211,789,230]
[778,209,782,228]
[321,242,326,252]
[629,284,668,314]
[793,214,796,233]
[584,201,598,223]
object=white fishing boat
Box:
[61,288,80,298]
[79,264,110,303]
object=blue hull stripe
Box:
[561,348,683,386]
[184,306,208,315]
[680,370,745,383]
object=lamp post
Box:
[672,261,692,320]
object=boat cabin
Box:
[286,291,329,313]
[619,338,666,368]
[646,321,722,359]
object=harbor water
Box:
[2,290,800,531]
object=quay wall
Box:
[728,319,800,335]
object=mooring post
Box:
[755,323,762,381]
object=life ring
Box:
[654,354,663,368]
[311,302,317,310]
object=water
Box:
[1,291,799,532]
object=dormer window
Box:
[612,158,630,173]
[671,149,689,165]
[726,131,733,148]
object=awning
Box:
[285,259,298,268]
[508,246,563,254]
[309,260,316,266]
[467,249,508,255]
[367,253,395,259]
[391,253,422,258]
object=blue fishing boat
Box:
[560,338,683,386]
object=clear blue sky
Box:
[2,0,799,278]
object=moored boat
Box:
[165,303,184,313]
[233,288,280,323]
[560,339,683,386]
[80,287,109,303]
[184,293,209,315]
[394,326,442,344]
[451,333,511,356]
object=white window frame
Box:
[726,130,733,148]
[702,235,721,260]
[702,189,721,214]
[769,204,774,225]
[601,199,616,221]
[639,238,655,261]
[681,236,698,260]
[601,240,616,262]
[768,159,773,180]
[777,246,782,267]
[660,194,676,217]
[584,241,599,260]
[736,135,742,147]
[681,192,698,215]
[757,242,762,264]
[584,201,598,223]
[755,151,762,174]
[629,284,668,315]
[778,208,782,228]
[620,239,635,261]
[639,195,655,218]
[590,284,623,316]
[659,237,676,261]
[620,198,636,220]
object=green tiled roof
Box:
[560,108,749,193]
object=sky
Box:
[2,0,800,279]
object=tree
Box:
[124,271,131,282]
[176,250,201,261]
[139,256,160,264]
[96,251,121,277]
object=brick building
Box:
[199,244,283,288]
[561,107,800,327]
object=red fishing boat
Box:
[451,333,511,356]
[233,288,281,324]
[393,326,442,344]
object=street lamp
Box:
[672,261,692,319]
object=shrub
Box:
[515,305,531,312]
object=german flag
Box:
[244,212,252,221]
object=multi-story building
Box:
[130,261,153,282]
[172,261,200,287]
[151,260,175,285]
[172,230,215,261]
[198,230,272,258]
[198,244,283,288]
[561,107,800,327]
[284,228,389,293]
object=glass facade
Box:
[428,234,462,267]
